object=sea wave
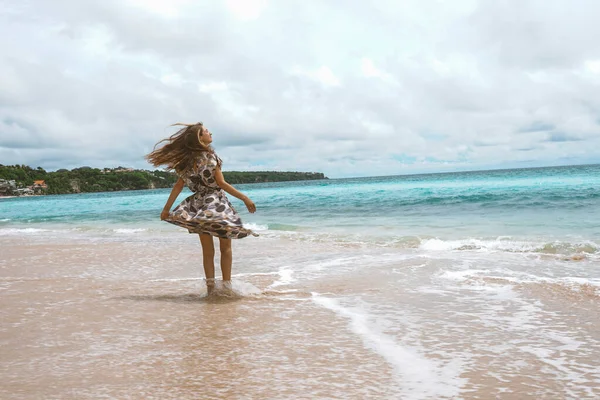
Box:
[112,228,147,234]
[311,293,467,397]
[0,221,598,260]
[438,269,600,299]
[420,238,599,256]
[0,228,52,236]
[369,190,600,209]
[261,230,599,257]
[243,222,269,231]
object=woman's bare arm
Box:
[161,177,185,219]
[214,167,256,213]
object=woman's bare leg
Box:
[199,234,215,293]
[219,238,232,281]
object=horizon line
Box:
[332,161,600,180]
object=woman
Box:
[145,122,257,294]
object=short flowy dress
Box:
[165,152,257,239]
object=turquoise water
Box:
[1,164,599,252]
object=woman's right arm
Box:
[161,178,185,220]
[214,167,256,213]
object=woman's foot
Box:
[205,278,215,295]
[221,280,234,296]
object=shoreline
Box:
[1,234,598,399]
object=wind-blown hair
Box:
[145,122,219,174]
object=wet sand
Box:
[1,236,599,399]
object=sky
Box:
[1,0,599,178]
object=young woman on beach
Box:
[145,122,257,294]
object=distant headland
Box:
[0,165,328,197]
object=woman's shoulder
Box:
[197,151,220,166]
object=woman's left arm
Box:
[214,167,256,213]
[161,177,185,220]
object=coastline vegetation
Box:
[0,164,327,196]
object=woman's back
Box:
[182,152,222,193]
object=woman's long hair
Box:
[145,122,219,174]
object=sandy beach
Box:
[1,232,599,399]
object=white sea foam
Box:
[438,268,600,288]
[453,285,599,398]
[392,262,429,274]
[113,228,147,234]
[311,293,466,399]
[268,266,295,288]
[308,256,362,271]
[233,280,263,295]
[232,271,280,278]
[518,344,596,399]
[210,280,262,297]
[148,278,204,282]
[148,278,263,297]
[421,238,538,252]
[253,228,572,255]
[243,222,269,231]
[420,237,599,255]
[0,218,10,222]
[437,269,491,282]
[436,268,600,300]
[0,228,51,236]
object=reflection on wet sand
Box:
[1,236,599,399]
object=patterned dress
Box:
[165,152,257,239]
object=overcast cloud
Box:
[1,0,599,178]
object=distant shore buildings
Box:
[33,180,47,189]
[101,167,135,174]
[0,179,46,196]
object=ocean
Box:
[1,164,599,399]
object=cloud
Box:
[1,0,600,177]
[290,66,341,87]
[544,132,584,143]
[519,122,555,133]
[224,0,268,21]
